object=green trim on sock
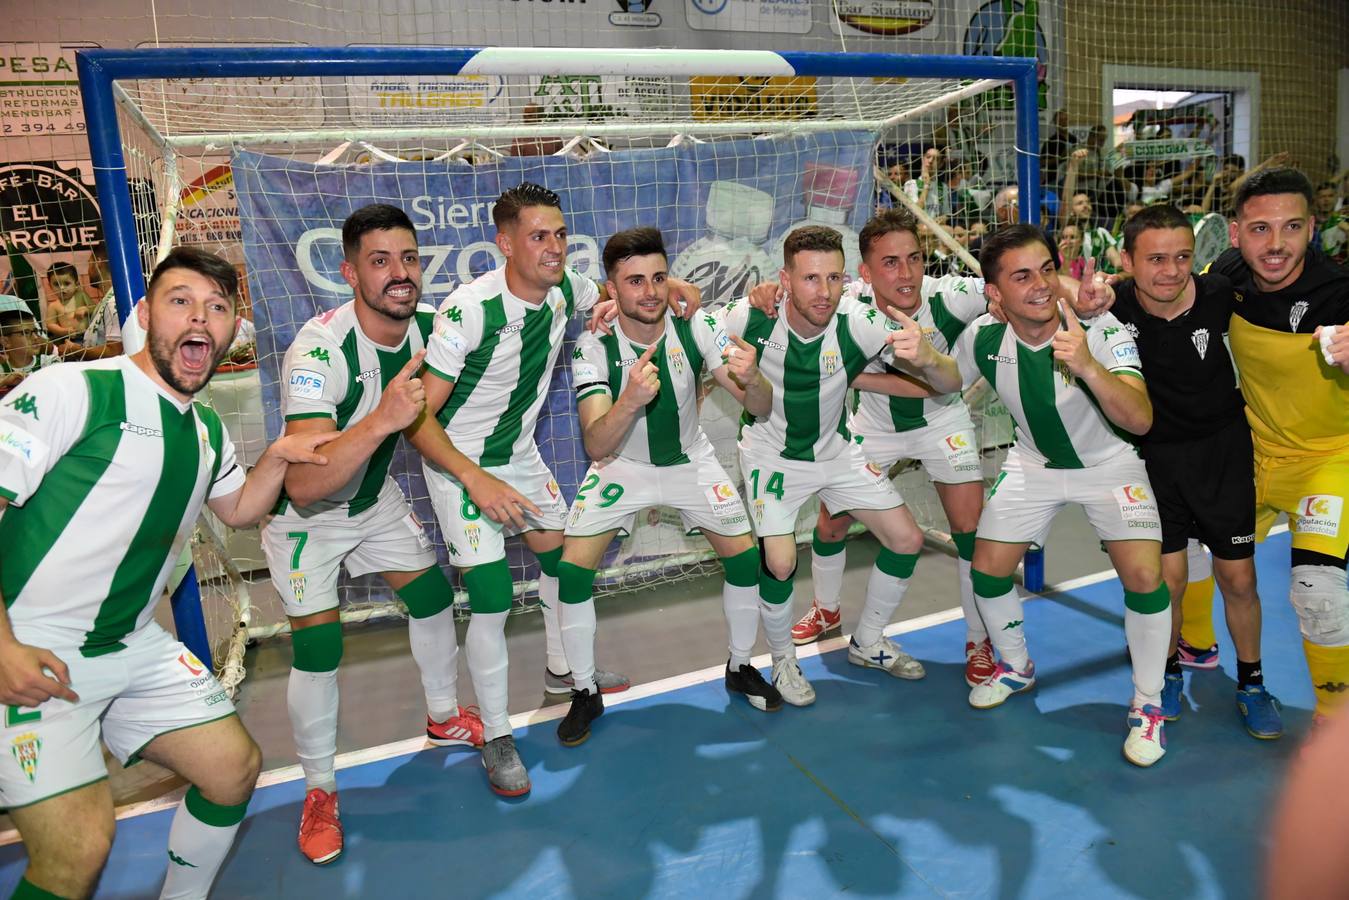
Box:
[535,546,563,578]
[721,547,760,587]
[290,621,343,673]
[875,547,919,579]
[811,530,846,557]
[1125,583,1170,615]
[464,558,514,614]
[184,785,248,828]
[758,569,794,604]
[971,568,1014,598]
[12,877,65,899]
[557,560,597,604]
[951,531,976,562]
[396,566,453,619]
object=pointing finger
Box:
[393,349,427,383]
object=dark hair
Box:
[1316,181,1339,193]
[858,208,919,259]
[602,227,667,278]
[46,261,78,281]
[1121,203,1193,252]
[979,224,1054,283]
[0,310,36,331]
[342,203,416,259]
[492,181,562,231]
[783,225,844,266]
[1222,154,1245,169]
[146,246,239,304]
[1233,166,1315,219]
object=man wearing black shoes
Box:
[555,227,779,744]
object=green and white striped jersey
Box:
[425,265,598,468]
[0,357,244,655]
[719,298,899,462]
[572,309,727,467]
[278,299,435,517]
[953,311,1144,468]
[843,274,986,436]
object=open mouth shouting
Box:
[178,333,215,378]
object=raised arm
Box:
[1053,302,1152,435]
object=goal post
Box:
[76,44,1041,678]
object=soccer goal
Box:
[77,45,1040,682]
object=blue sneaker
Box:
[1236,685,1284,740]
[1160,672,1183,721]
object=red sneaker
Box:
[791,601,842,645]
[965,638,996,687]
[298,788,342,865]
[427,705,485,748]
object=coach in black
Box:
[1108,203,1283,739]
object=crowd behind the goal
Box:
[0,147,1347,899]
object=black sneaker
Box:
[557,688,604,746]
[725,661,783,712]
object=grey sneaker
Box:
[544,667,631,696]
[481,735,530,797]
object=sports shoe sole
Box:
[1122,747,1165,768]
[847,652,925,680]
[559,729,591,748]
[305,847,342,865]
[792,622,840,645]
[968,680,1035,710]
[427,735,481,748]
[486,777,531,798]
[727,685,782,712]
[544,676,631,696]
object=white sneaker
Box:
[848,636,926,680]
[967,660,1036,709]
[1123,704,1167,767]
[771,656,816,707]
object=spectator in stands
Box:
[1315,180,1349,264]
[1112,200,1146,243]
[1058,149,1123,271]
[60,244,123,361]
[0,295,58,397]
[1077,124,1111,197]
[905,147,953,218]
[1055,223,1088,280]
[1040,109,1077,189]
[876,159,910,211]
[42,261,95,341]
[947,159,990,224]
[1137,161,1174,205]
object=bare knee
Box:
[197,736,262,807]
[1214,561,1259,607]
[765,554,796,582]
[881,527,924,556]
[816,514,851,543]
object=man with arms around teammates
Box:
[554,227,777,743]
[957,225,1172,767]
[719,225,964,705]
[0,247,336,898]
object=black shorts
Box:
[1142,417,1256,559]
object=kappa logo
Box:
[303,347,331,366]
[756,337,787,352]
[1191,328,1210,360]
[167,850,198,868]
[496,322,523,337]
[119,421,163,438]
[986,353,1016,365]
[1289,300,1310,332]
[357,368,380,383]
[572,347,584,360]
[1002,619,1023,630]
[1315,681,1349,694]
[444,305,464,324]
[5,393,39,420]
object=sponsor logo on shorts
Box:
[945,433,969,451]
[466,524,481,551]
[203,690,229,707]
[864,461,886,479]
[177,650,205,677]
[1231,533,1255,544]
[0,422,43,467]
[119,421,163,438]
[1113,484,1159,525]
[546,479,560,500]
[10,732,41,783]
[753,497,765,522]
[1295,494,1344,537]
[705,482,744,518]
[288,369,326,400]
[289,572,307,604]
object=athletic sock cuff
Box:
[722,547,761,587]
[12,878,63,899]
[1125,583,1171,615]
[811,531,846,557]
[971,568,1014,599]
[291,621,343,672]
[557,560,597,604]
[758,570,795,604]
[875,547,919,579]
[464,558,515,614]
[396,566,453,619]
[185,785,249,828]
[534,546,563,578]
[951,531,976,562]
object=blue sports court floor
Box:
[0,532,1309,898]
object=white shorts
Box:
[566,441,751,538]
[0,624,236,809]
[853,412,983,486]
[262,479,437,617]
[424,446,569,567]
[739,441,903,537]
[977,447,1162,545]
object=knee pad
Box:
[951,531,976,563]
[464,558,515,615]
[557,560,597,604]
[757,539,796,603]
[1186,539,1212,582]
[396,566,453,619]
[1291,565,1349,646]
[291,621,343,673]
[721,546,760,588]
[535,546,563,578]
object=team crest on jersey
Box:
[10,732,40,784]
[1296,495,1344,537]
[1289,301,1310,332]
[822,350,840,376]
[1191,328,1210,359]
[668,347,686,374]
[289,573,307,604]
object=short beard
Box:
[148,331,228,396]
[363,285,418,321]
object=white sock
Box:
[852,564,911,647]
[723,582,759,668]
[1125,607,1171,708]
[408,606,458,722]
[559,599,597,693]
[537,572,570,675]
[811,546,847,614]
[760,598,796,663]
[977,586,1030,672]
[1186,538,1212,582]
[160,792,243,899]
[287,668,338,793]
[958,557,988,644]
[467,611,512,741]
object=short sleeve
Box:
[845,307,899,361]
[930,274,989,322]
[281,326,347,422]
[0,365,90,506]
[953,320,983,387]
[572,332,611,401]
[197,404,247,500]
[1091,312,1143,377]
[566,268,600,315]
[715,298,751,340]
[691,310,731,372]
[425,296,484,383]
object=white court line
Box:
[3,532,1290,844]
